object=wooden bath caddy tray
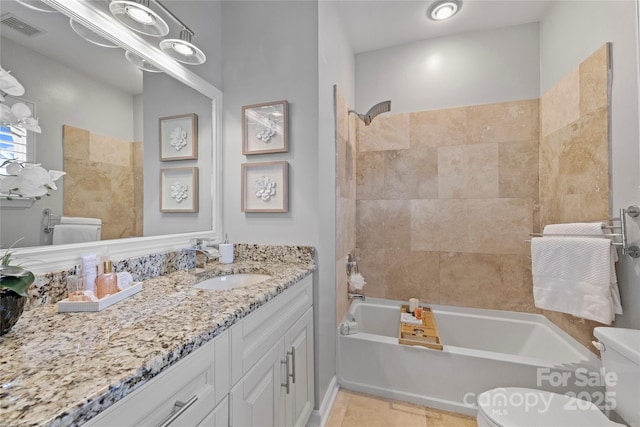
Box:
[398,305,443,350]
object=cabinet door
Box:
[230,341,285,427]
[199,395,229,427]
[284,307,314,427]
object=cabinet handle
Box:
[281,359,290,394]
[157,395,198,427]
[288,347,296,384]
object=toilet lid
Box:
[477,388,623,427]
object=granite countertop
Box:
[0,257,315,427]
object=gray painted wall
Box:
[355,23,540,114]
[318,0,356,410]
[142,73,213,237]
[221,0,324,406]
[540,0,640,329]
[0,37,134,248]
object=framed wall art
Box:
[160,167,199,213]
[241,161,288,212]
[159,113,198,161]
[242,100,288,155]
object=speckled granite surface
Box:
[1,245,315,427]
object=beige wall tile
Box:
[499,140,539,199]
[336,258,349,326]
[356,200,386,251]
[438,143,499,199]
[90,133,131,167]
[384,249,439,304]
[133,141,144,237]
[358,113,410,152]
[580,43,610,116]
[383,200,412,252]
[439,252,504,309]
[335,87,349,142]
[498,254,536,312]
[384,146,438,200]
[336,197,357,262]
[410,107,467,148]
[336,134,349,198]
[541,68,580,137]
[467,99,539,144]
[580,192,610,221]
[356,151,384,200]
[62,125,90,159]
[411,199,469,253]
[468,198,533,255]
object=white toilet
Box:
[477,327,640,427]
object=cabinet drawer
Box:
[86,330,230,427]
[231,275,312,385]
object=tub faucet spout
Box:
[348,292,365,301]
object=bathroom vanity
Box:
[0,252,315,427]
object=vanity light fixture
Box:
[14,0,58,13]
[159,29,206,65]
[70,19,119,48]
[109,0,169,37]
[109,0,207,65]
[125,51,163,73]
[427,0,462,21]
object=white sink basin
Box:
[194,274,271,290]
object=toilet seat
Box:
[476,388,624,427]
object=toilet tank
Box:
[594,327,640,427]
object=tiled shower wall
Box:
[63,125,144,241]
[537,44,611,348]
[335,87,357,324]
[355,100,539,315]
[349,44,610,349]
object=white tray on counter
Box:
[57,282,143,312]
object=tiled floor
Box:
[326,389,478,427]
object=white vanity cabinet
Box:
[82,274,314,427]
[229,275,314,427]
[84,330,230,427]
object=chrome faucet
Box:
[348,292,365,301]
[187,239,221,268]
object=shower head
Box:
[349,100,391,126]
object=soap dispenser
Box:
[96,258,118,299]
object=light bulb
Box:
[126,6,155,25]
[428,0,462,21]
[172,42,195,57]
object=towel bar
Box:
[525,205,640,258]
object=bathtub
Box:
[337,298,604,416]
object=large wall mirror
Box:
[1,0,222,272]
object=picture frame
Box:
[242,100,288,155]
[159,113,198,161]
[241,161,288,212]
[160,167,199,213]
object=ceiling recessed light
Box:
[427,0,462,21]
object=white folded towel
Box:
[542,222,622,316]
[52,224,102,245]
[531,236,615,324]
[60,216,102,226]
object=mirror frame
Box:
[12,0,223,273]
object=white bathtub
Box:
[337,298,604,416]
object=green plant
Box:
[0,239,34,297]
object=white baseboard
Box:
[307,376,339,427]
